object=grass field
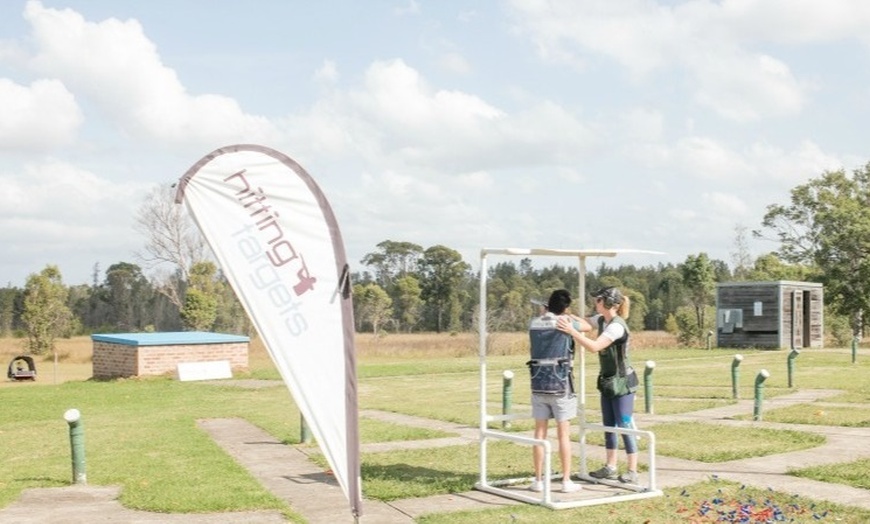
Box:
[2,332,870,522]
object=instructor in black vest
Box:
[557,286,640,484]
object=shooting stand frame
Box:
[474,247,665,509]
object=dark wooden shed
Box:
[716,281,823,349]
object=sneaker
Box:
[589,465,618,480]
[529,479,543,492]
[618,470,638,484]
[561,479,582,493]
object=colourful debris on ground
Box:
[678,479,833,523]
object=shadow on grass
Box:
[13,477,67,487]
[361,463,478,501]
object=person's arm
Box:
[556,316,614,353]
[565,314,594,332]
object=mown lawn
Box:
[1,334,869,522]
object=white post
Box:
[478,251,489,485]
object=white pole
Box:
[577,255,588,475]
[478,251,489,485]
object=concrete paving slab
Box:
[0,485,286,524]
[389,490,518,519]
[197,418,413,523]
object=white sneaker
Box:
[529,479,543,492]
[561,479,582,493]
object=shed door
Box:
[789,291,804,349]
[802,290,812,348]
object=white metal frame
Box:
[474,247,665,509]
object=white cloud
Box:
[438,52,472,74]
[314,60,339,83]
[506,0,681,74]
[21,0,278,146]
[669,136,750,180]
[506,0,819,121]
[0,78,81,150]
[344,167,495,260]
[689,51,804,121]
[356,59,503,128]
[289,59,595,172]
[668,207,698,221]
[747,140,844,183]
[721,0,870,44]
[394,0,421,17]
[554,167,587,184]
[619,106,665,142]
[702,191,749,217]
[457,10,478,23]
[0,36,27,66]
[0,160,149,270]
[376,170,423,198]
[1,160,146,219]
[456,170,493,189]
[637,134,843,189]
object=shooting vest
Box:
[527,313,574,395]
[594,315,640,397]
[597,316,631,377]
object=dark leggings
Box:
[600,392,638,453]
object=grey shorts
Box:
[531,392,577,422]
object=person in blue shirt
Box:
[527,289,581,493]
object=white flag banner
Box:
[175,144,361,517]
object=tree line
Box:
[350,241,831,341]
[4,162,869,354]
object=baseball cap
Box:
[591,286,624,306]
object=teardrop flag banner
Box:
[175,144,361,518]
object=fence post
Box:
[753,369,770,421]
[64,409,87,485]
[502,370,514,429]
[301,415,312,444]
[787,348,800,388]
[643,361,655,414]
[706,330,714,350]
[731,354,743,399]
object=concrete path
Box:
[198,418,415,523]
[2,387,869,523]
[0,485,288,524]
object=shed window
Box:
[718,308,743,332]
[754,301,763,316]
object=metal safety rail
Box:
[475,417,662,509]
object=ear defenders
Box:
[593,287,623,309]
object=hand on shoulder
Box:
[556,316,574,334]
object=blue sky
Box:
[1,0,869,287]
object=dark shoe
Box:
[589,465,618,480]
